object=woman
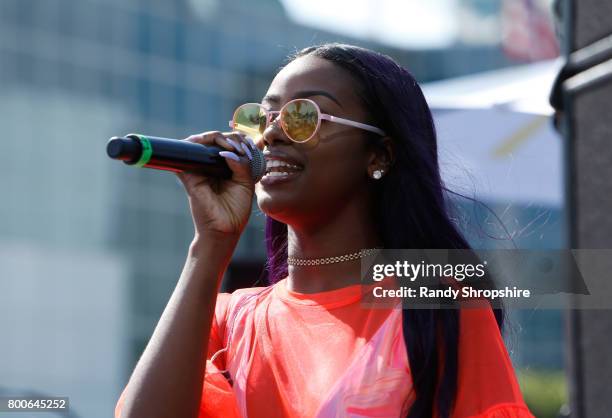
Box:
[115,43,533,418]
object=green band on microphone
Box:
[135,135,153,167]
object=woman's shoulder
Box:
[214,283,275,325]
[208,284,274,360]
[217,284,270,304]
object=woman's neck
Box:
[285,197,381,294]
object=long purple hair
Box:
[263,43,504,418]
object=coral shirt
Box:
[115,278,534,418]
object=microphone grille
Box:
[249,146,267,182]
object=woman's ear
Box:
[367,136,395,178]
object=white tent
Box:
[422,59,564,207]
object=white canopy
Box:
[422,59,564,207]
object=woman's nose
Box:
[262,115,291,147]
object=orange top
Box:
[115,278,534,418]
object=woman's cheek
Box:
[313,160,363,200]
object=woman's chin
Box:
[255,188,299,222]
[256,194,285,217]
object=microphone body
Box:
[106,134,266,181]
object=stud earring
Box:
[372,169,384,180]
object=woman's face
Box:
[255,55,378,229]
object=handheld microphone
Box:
[106,133,266,182]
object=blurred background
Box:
[0,0,568,417]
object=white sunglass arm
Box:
[321,114,386,136]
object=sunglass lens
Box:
[281,100,318,142]
[233,104,266,140]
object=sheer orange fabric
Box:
[115,278,534,418]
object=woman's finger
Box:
[245,136,258,151]
[223,132,253,158]
[218,150,253,185]
[225,137,241,152]
[183,131,222,145]
[213,132,250,156]
[218,151,240,162]
[239,142,253,160]
[183,131,255,164]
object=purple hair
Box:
[263,43,504,418]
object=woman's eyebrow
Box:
[262,90,343,108]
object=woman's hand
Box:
[176,131,258,238]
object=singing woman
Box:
[115,43,534,418]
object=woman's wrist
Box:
[179,232,241,294]
[190,230,241,253]
[188,231,241,273]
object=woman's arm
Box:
[117,232,240,418]
[115,131,257,418]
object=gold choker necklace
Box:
[287,248,381,266]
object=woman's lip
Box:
[259,170,302,186]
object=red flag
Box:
[502,0,559,62]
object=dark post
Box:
[554,0,612,417]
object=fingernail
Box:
[241,142,253,160]
[246,136,257,150]
[226,138,241,153]
[219,151,240,162]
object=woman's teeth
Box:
[264,171,291,177]
[264,159,303,174]
[262,160,304,180]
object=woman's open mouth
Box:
[260,159,304,185]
